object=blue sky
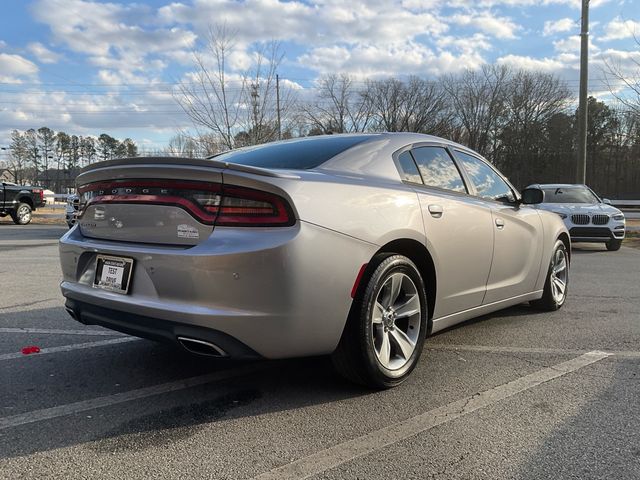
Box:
[0,0,638,152]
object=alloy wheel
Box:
[371,272,421,370]
[550,248,568,304]
[18,205,31,224]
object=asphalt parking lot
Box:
[1,224,639,479]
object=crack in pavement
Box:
[0,298,58,311]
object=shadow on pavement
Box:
[0,307,370,459]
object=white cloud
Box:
[543,18,576,36]
[445,0,610,7]
[437,34,493,54]
[0,53,39,83]
[552,34,599,56]
[450,12,519,39]
[496,54,565,72]
[298,41,485,77]
[27,42,61,64]
[31,0,197,81]
[601,17,640,41]
[159,0,447,47]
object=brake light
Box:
[214,186,293,226]
[77,180,294,227]
[33,188,44,201]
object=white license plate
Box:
[93,255,134,294]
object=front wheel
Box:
[11,203,32,225]
[531,240,569,311]
[606,239,622,251]
[332,254,428,389]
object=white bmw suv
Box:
[528,184,625,251]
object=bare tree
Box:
[500,70,571,155]
[496,71,571,184]
[241,41,296,144]
[363,76,451,135]
[175,25,243,150]
[602,34,640,115]
[175,26,292,149]
[443,64,511,157]
[302,74,372,133]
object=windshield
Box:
[542,186,599,204]
[211,135,374,170]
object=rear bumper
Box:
[65,298,260,357]
[59,221,376,359]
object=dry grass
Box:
[627,219,640,228]
[0,206,66,226]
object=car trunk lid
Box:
[75,157,296,246]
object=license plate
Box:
[93,255,134,294]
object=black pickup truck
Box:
[0,182,46,225]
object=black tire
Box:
[531,240,569,311]
[11,203,32,225]
[606,239,622,251]
[332,254,428,389]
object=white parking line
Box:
[0,363,269,430]
[427,343,640,358]
[0,327,124,337]
[0,337,138,361]
[253,351,611,480]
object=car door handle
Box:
[428,204,443,218]
[495,218,505,229]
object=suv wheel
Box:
[332,254,428,389]
[606,239,622,251]
[12,203,32,225]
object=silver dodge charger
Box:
[59,133,570,388]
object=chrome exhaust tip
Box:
[177,336,228,357]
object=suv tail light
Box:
[77,180,295,227]
[33,188,44,201]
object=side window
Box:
[454,150,513,201]
[411,147,466,193]
[397,150,423,184]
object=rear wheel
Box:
[11,203,32,225]
[531,240,568,311]
[606,239,622,251]
[332,254,428,389]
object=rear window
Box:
[212,135,374,170]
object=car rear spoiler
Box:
[79,156,300,179]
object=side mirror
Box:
[602,198,612,205]
[521,188,544,205]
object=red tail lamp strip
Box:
[77,179,295,227]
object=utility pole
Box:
[576,0,589,184]
[276,74,282,140]
[250,82,259,144]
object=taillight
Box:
[77,180,294,227]
[214,185,294,226]
[33,188,44,201]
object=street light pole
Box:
[576,0,589,184]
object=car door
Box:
[396,145,494,319]
[452,150,544,304]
